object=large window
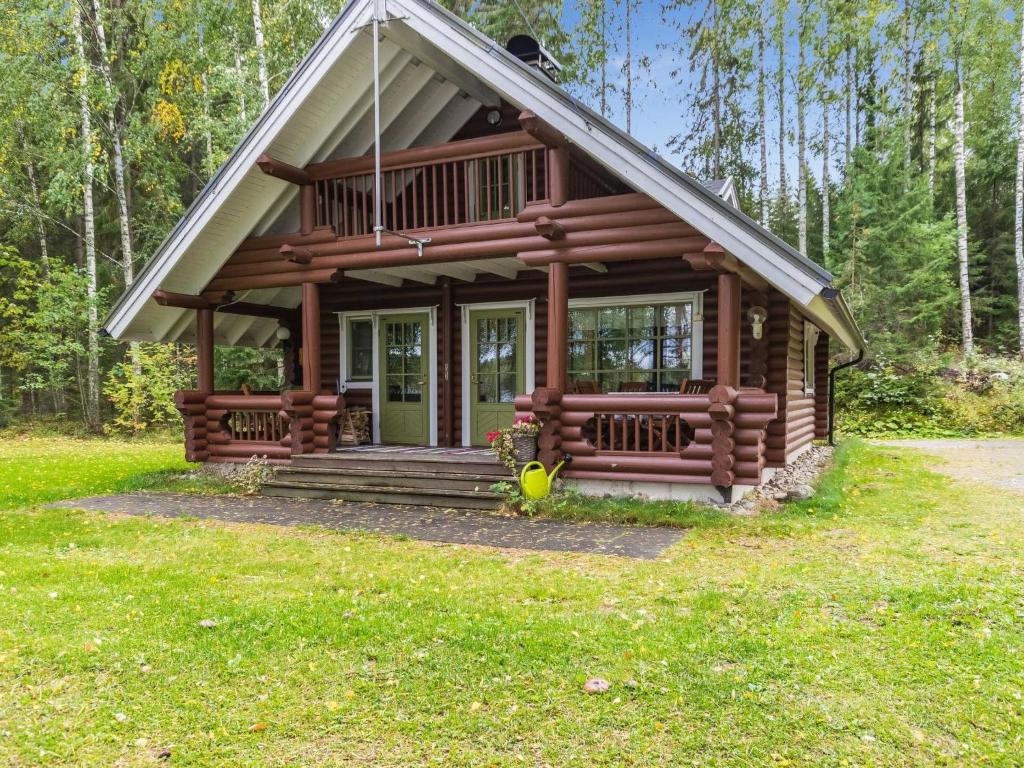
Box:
[568,296,699,393]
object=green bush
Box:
[836,354,1024,438]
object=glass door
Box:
[469,308,525,446]
[378,313,430,445]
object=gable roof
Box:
[104,0,863,352]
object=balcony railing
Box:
[310,134,547,238]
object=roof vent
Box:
[506,35,562,83]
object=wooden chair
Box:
[678,378,714,394]
[618,381,649,393]
[571,379,601,394]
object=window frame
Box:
[566,291,704,393]
[804,321,821,396]
[338,313,374,389]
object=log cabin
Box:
[104,0,864,507]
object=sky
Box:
[555,0,873,190]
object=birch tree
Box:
[88,0,134,286]
[16,121,48,274]
[774,0,788,202]
[1016,10,1024,353]
[251,0,270,109]
[953,60,974,356]
[72,2,101,430]
[757,5,768,226]
[820,4,832,264]
[797,0,809,255]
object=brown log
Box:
[208,268,342,291]
[256,154,311,185]
[519,236,709,266]
[534,216,565,240]
[518,110,566,148]
[308,131,542,180]
[281,244,313,264]
[518,193,659,222]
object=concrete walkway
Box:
[48,493,685,560]
[875,438,1024,494]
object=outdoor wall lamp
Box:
[275,326,291,342]
[747,305,768,340]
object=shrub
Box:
[230,455,274,495]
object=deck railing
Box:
[310,134,547,237]
[174,391,346,464]
[516,390,779,487]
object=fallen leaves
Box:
[248,722,268,733]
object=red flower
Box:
[486,431,500,444]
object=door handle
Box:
[470,375,480,384]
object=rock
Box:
[772,492,789,501]
[198,619,217,629]
[583,678,610,694]
[787,484,815,500]
[623,679,639,689]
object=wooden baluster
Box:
[464,161,470,223]
[497,153,504,218]
[647,416,653,453]
[431,164,438,228]
[411,168,419,229]
[441,163,448,226]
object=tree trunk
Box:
[624,0,632,134]
[821,11,831,266]
[73,3,101,432]
[1016,12,1024,354]
[844,43,852,161]
[929,72,937,201]
[954,72,974,356]
[710,0,721,179]
[251,0,270,109]
[902,1,913,173]
[16,121,49,273]
[599,0,607,117]
[234,42,248,124]
[797,4,807,256]
[90,0,134,286]
[758,12,768,227]
[776,5,787,204]
[199,25,214,175]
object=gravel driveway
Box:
[875,439,1024,494]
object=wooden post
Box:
[196,307,214,395]
[717,273,741,388]
[548,145,569,207]
[546,261,568,390]
[440,279,455,447]
[300,184,316,235]
[301,282,321,393]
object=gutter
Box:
[828,348,865,446]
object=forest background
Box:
[1,0,1023,438]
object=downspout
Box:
[372,0,382,248]
[827,348,864,446]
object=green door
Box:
[469,308,525,446]
[379,313,430,445]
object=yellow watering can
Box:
[519,455,572,500]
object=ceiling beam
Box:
[345,269,404,287]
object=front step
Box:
[262,448,512,510]
[261,479,504,510]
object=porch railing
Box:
[516,390,779,487]
[174,391,346,464]
[311,135,547,237]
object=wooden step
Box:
[291,454,503,476]
[261,479,503,510]
[273,465,509,492]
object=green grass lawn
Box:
[0,437,229,508]
[0,440,1022,766]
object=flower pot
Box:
[512,435,537,465]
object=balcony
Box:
[308,133,548,238]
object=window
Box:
[347,318,373,381]
[804,322,821,396]
[568,296,698,393]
